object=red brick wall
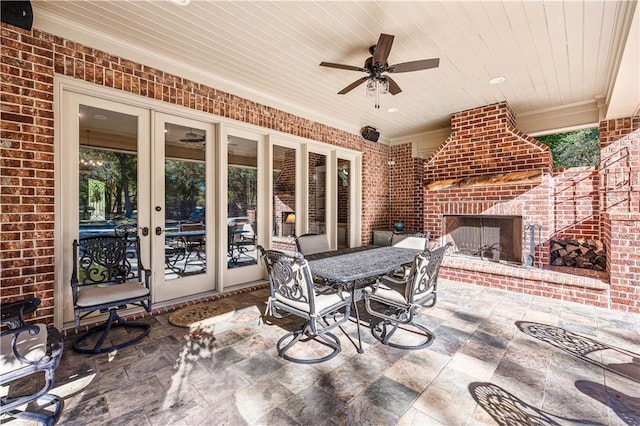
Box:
[0,23,390,324]
[389,144,423,232]
[552,167,600,239]
[425,102,551,184]
[600,116,640,313]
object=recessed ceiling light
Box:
[489,76,506,85]
[169,0,190,6]
[387,107,399,113]
[93,114,108,120]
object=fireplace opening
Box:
[444,215,523,264]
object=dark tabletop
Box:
[306,246,419,284]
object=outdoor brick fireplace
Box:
[424,102,553,266]
[422,102,618,308]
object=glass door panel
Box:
[337,158,351,248]
[308,153,327,234]
[78,105,139,236]
[163,123,207,278]
[153,113,215,302]
[227,136,258,268]
[272,145,297,251]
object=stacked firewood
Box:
[550,238,606,271]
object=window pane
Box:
[78,105,138,237]
[163,123,207,279]
[227,136,258,268]
[308,153,326,234]
[337,158,351,248]
[273,145,296,250]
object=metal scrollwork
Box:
[265,252,309,303]
[79,236,132,284]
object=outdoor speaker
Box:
[1,1,33,31]
[361,126,379,142]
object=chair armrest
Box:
[379,274,408,286]
[1,324,48,366]
[314,282,349,300]
[0,298,41,329]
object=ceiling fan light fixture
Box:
[366,80,376,97]
[379,79,389,95]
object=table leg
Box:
[351,287,364,354]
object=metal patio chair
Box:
[71,235,152,354]
[295,233,330,256]
[1,298,64,426]
[257,245,351,363]
[389,231,431,279]
[364,243,451,350]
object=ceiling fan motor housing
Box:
[361,126,380,142]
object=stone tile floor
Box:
[4,279,640,425]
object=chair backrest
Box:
[72,235,143,291]
[391,232,430,250]
[257,246,317,313]
[180,223,204,243]
[405,243,451,305]
[295,233,330,255]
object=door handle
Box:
[140,227,149,237]
[155,226,164,236]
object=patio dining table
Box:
[306,245,421,353]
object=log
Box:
[425,169,543,191]
[549,237,607,272]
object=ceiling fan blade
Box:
[320,62,366,72]
[389,58,440,73]
[385,76,402,95]
[373,33,394,66]
[338,77,369,94]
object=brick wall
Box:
[600,116,640,313]
[389,143,423,232]
[0,23,391,324]
[551,167,600,239]
[425,102,551,184]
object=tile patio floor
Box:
[6,279,640,425]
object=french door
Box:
[152,113,216,302]
[60,93,216,326]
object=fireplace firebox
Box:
[444,215,523,263]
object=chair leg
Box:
[276,324,342,364]
[73,309,150,354]
[371,319,436,350]
[5,393,63,426]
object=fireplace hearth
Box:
[444,215,523,264]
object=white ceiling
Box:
[33,0,639,142]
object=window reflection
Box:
[227,136,258,268]
[272,145,296,250]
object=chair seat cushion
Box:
[277,291,350,314]
[76,281,150,308]
[0,324,47,375]
[370,281,408,305]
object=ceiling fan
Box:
[180,129,205,143]
[320,33,439,108]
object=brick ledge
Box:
[442,257,609,290]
